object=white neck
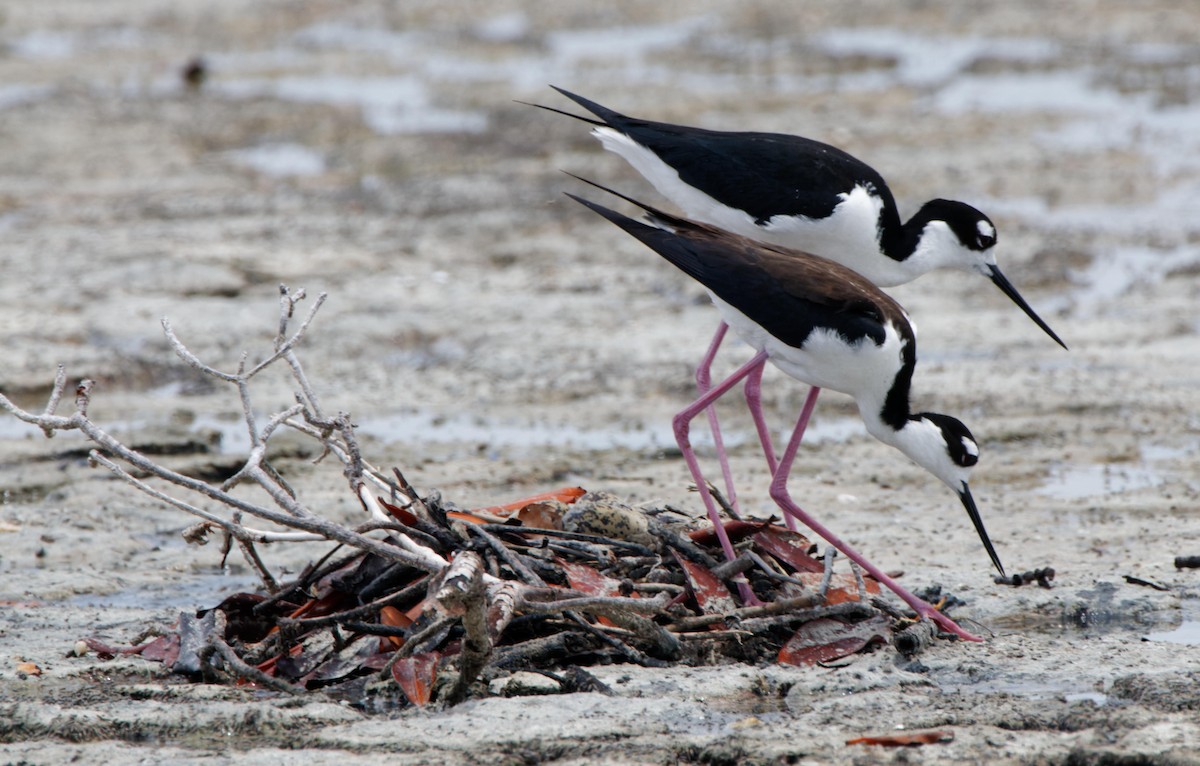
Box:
[909,221,973,274]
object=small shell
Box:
[562,491,655,547]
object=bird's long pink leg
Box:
[768,387,982,642]
[676,350,770,605]
[743,368,823,533]
[695,321,741,518]
[742,362,779,473]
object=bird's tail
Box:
[562,173,691,234]
[547,86,627,125]
[517,85,632,128]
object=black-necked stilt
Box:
[568,182,1003,641]
[536,87,1066,517]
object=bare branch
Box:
[162,318,239,383]
[205,610,305,694]
[73,379,94,418]
[37,365,69,437]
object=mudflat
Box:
[2,3,1199,764]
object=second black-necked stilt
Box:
[568,182,1004,641]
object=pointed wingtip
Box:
[560,174,690,232]
[563,191,635,230]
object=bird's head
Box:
[897,412,1005,577]
[915,199,1067,349]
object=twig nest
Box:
[562,491,656,547]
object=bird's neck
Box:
[894,217,970,274]
[864,412,960,491]
[857,363,914,445]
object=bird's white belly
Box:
[711,294,906,401]
[594,129,909,287]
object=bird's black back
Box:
[552,86,897,227]
[568,192,911,354]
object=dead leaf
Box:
[752,526,823,573]
[392,651,439,706]
[795,572,881,605]
[139,634,181,665]
[475,486,586,517]
[688,518,771,547]
[377,497,419,526]
[380,605,412,649]
[557,559,631,628]
[558,560,623,597]
[846,730,954,747]
[254,643,303,675]
[16,661,42,676]
[778,615,892,666]
[515,501,565,530]
[286,592,347,621]
[672,551,736,614]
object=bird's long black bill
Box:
[989,265,1068,350]
[959,482,1006,577]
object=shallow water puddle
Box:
[1143,621,1200,646]
[223,143,327,177]
[1037,462,1165,500]
[213,75,488,135]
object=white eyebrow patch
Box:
[963,436,979,457]
[977,220,995,239]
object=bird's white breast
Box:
[709,293,907,402]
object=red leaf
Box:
[556,560,632,628]
[752,526,823,573]
[377,497,419,526]
[380,605,412,629]
[286,592,347,621]
[81,637,136,659]
[79,633,182,665]
[847,730,954,747]
[793,572,882,605]
[514,501,565,530]
[688,518,771,547]
[404,598,428,624]
[445,510,492,525]
[672,551,736,614]
[139,634,181,665]
[558,560,622,597]
[255,643,303,674]
[474,486,586,517]
[379,605,412,650]
[392,651,439,706]
[778,615,891,666]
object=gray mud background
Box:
[2,2,1199,764]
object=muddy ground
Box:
[2,2,1199,764]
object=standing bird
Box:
[569,183,1003,641]
[535,87,1066,512]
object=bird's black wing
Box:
[641,129,883,225]
[569,193,897,350]
[550,87,887,225]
